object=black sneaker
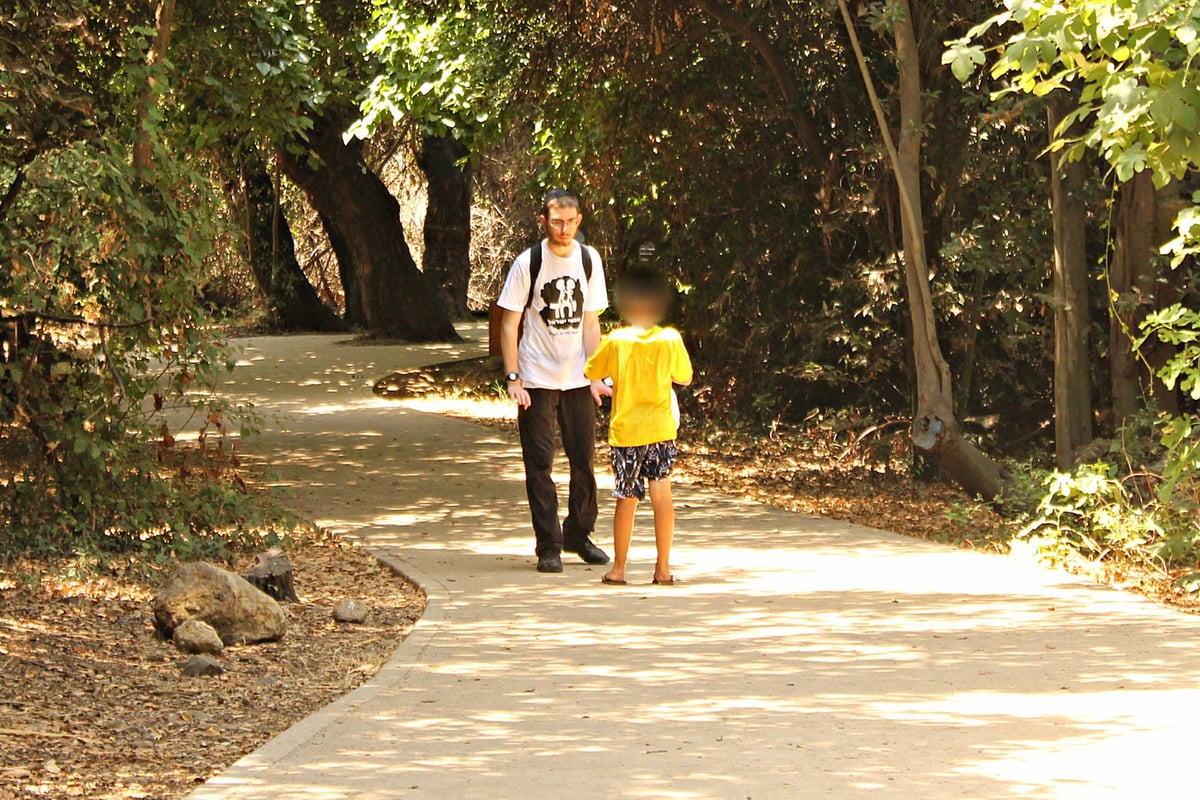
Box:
[564,538,610,565]
[537,553,563,573]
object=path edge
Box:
[184,543,450,799]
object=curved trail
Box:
[190,326,1199,799]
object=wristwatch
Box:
[505,372,520,382]
[602,377,614,387]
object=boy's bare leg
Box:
[647,479,675,582]
[604,497,638,583]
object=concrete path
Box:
[189,327,1200,800]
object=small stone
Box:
[181,655,224,677]
[173,619,224,655]
[333,599,368,623]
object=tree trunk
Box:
[1108,172,1185,420]
[839,0,1009,500]
[318,210,366,329]
[956,266,988,418]
[228,148,347,333]
[1047,96,1093,469]
[417,133,473,320]
[1110,171,1156,423]
[1146,181,1184,415]
[132,0,175,180]
[278,111,459,342]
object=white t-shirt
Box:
[497,239,608,390]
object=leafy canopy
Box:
[946,0,1200,187]
[350,1,510,143]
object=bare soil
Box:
[0,530,424,799]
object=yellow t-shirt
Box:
[585,325,693,447]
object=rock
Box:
[243,549,299,603]
[181,655,224,677]
[333,599,368,623]
[154,562,287,646]
[173,619,224,655]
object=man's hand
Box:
[590,378,613,406]
[508,379,532,410]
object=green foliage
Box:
[0,8,291,560]
[1016,464,1163,568]
[952,1,1200,541]
[173,0,327,153]
[0,133,268,555]
[1137,303,1200,399]
[353,1,508,143]
[1014,414,1200,572]
[949,0,1200,187]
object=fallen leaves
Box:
[0,532,424,799]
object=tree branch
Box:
[688,0,827,161]
[0,312,152,330]
[0,148,38,223]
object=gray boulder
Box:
[181,655,224,677]
[173,619,224,655]
[154,562,287,645]
[333,599,368,623]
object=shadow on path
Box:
[189,328,1200,800]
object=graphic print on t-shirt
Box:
[539,275,585,335]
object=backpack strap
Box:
[525,242,593,309]
[525,244,544,309]
[580,244,593,283]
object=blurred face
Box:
[618,292,667,329]
[541,203,582,247]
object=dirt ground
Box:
[0,530,424,800]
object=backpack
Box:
[488,242,594,356]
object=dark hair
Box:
[541,189,582,217]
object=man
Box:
[498,189,612,573]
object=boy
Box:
[584,267,693,585]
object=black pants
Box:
[518,386,598,557]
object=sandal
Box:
[652,576,675,585]
[601,574,627,585]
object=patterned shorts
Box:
[610,440,678,500]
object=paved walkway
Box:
[189,327,1200,799]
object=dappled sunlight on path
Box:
[190,327,1200,800]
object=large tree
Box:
[281,109,459,341]
[418,132,473,319]
[226,145,348,332]
[839,0,1011,499]
[356,2,517,318]
[171,0,348,331]
[1047,95,1093,468]
[952,0,1200,417]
